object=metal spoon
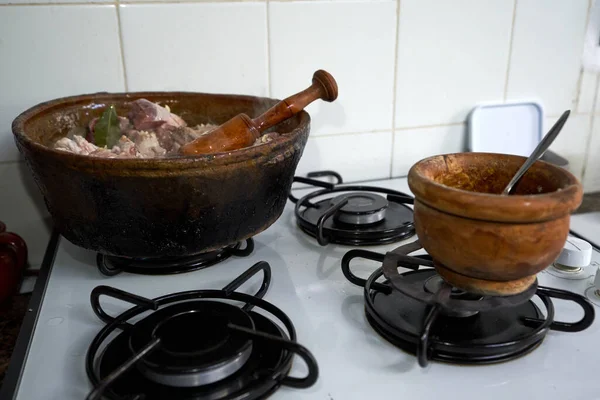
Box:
[501,109,570,195]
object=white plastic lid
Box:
[468,102,543,157]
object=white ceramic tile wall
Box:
[395,0,514,127]
[269,0,397,135]
[295,132,393,182]
[392,124,466,177]
[578,71,598,114]
[119,2,269,95]
[0,5,125,162]
[2,0,600,262]
[505,0,589,116]
[545,114,592,180]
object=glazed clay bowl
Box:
[407,152,583,296]
[13,92,310,259]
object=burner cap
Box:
[129,301,254,387]
[295,186,415,246]
[331,192,388,225]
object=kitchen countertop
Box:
[1,191,599,388]
[0,294,30,384]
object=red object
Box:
[0,221,28,304]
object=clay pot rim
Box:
[408,152,583,223]
[12,91,310,171]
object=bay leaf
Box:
[94,105,121,148]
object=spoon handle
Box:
[501,109,570,195]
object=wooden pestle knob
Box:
[180,70,338,156]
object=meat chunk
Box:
[54,137,83,154]
[54,135,99,155]
[128,99,186,131]
[112,136,140,157]
[254,132,279,145]
[87,148,121,158]
[151,125,179,153]
[66,126,88,140]
[128,131,167,157]
[138,124,214,154]
[54,135,143,158]
[171,125,213,145]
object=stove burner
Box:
[130,302,254,387]
[85,262,318,400]
[96,238,254,276]
[331,192,388,225]
[341,243,595,367]
[289,171,415,246]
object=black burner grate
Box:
[289,171,415,246]
[342,242,595,367]
[96,239,254,276]
[85,262,318,400]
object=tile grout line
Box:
[548,111,594,118]
[287,112,590,129]
[575,0,595,113]
[574,68,585,112]
[268,0,393,2]
[580,72,600,184]
[0,1,110,5]
[0,0,263,5]
[389,0,401,178]
[120,0,262,2]
[585,0,596,171]
[502,0,518,102]
[115,0,129,91]
[309,130,391,139]
[396,121,465,130]
[265,0,272,98]
[0,160,24,166]
[308,122,467,139]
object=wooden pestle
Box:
[179,70,338,155]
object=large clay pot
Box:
[13,92,310,259]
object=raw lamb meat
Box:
[128,99,186,131]
[52,99,278,158]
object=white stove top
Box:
[8,177,600,400]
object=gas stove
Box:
[2,175,600,400]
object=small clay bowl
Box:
[407,152,583,296]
